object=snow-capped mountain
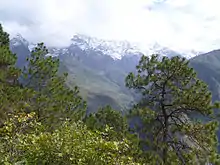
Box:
[69,34,202,59]
[10,33,36,52]
[10,34,29,47]
[70,34,142,59]
[10,33,199,60]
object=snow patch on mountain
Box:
[69,34,200,59]
[10,33,38,53]
[70,34,142,60]
[10,33,199,60]
[10,34,29,47]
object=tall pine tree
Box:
[0,24,32,124]
[22,43,86,127]
[126,54,220,164]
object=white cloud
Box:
[0,0,220,52]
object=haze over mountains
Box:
[10,33,220,112]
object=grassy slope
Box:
[59,57,134,113]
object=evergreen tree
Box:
[0,24,20,86]
[22,43,58,91]
[126,54,220,164]
[22,43,86,126]
[0,24,10,46]
[0,24,31,124]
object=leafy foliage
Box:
[85,105,128,140]
[0,112,141,165]
[126,54,220,164]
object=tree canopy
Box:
[126,54,220,164]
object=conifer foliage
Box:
[126,54,220,164]
[0,24,25,124]
[22,42,86,126]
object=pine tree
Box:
[0,24,20,86]
[0,24,30,124]
[22,43,86,127]
[22,42,58,91]
[126,54,220,164]
[0,24,10,46]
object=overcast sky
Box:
[0,0,220,52]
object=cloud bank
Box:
[0,0,220,52]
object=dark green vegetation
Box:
[126,55,220,164]
[1,23,220,164]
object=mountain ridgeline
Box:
[10,34,220,112]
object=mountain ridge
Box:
[11,33,199,60]
[10,33,220,113]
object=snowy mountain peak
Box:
[10,34,38,52]
[69,34,199,59]
[9,33,199,60]
[10,33,29,47]
[70,34,141,59]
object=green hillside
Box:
[59,55,134,113]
